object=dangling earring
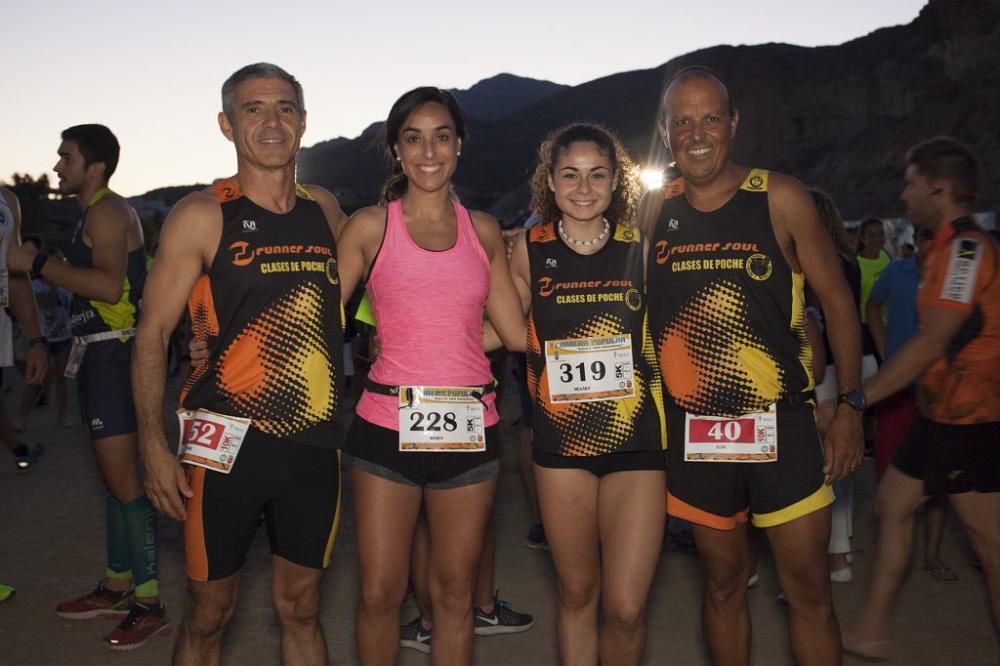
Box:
[457,151,462,156]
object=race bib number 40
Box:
[684,404,777,462]
[544,335,635,403]
[399,386,486,452]
[176,409,251,473]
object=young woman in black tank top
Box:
[506,124,666,665]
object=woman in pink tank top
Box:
[336,87,526,665]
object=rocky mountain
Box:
[291,0,1000,219]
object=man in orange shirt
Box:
[844,136,1000,660]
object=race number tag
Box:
[0,270,8,308]
[684,404,778,462]
[398,386,486,452]
[175,408,251,474]
[544,335,635,403]
[64,340,87,379]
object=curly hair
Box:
[529,123,640,227]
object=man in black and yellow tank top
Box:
[132,64,348,664]
[10,124,166,649]
[643,67,863,665]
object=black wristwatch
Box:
[837,389,867,412]
[28,336,47,347]
[30,252,49,278]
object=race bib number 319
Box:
[545,335,635,403]
[399,386,486,452]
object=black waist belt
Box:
[779,390,815,408]
[364,378,495,401]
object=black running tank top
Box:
[646,169,813,418]
[526,222,666,456]
[182,179,344,448]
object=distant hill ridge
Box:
[148,0,998,219]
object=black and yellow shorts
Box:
[665,399,834,530]
[183,428,342,582]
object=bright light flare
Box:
[640,167,665,191]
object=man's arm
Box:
[304,185,348,241]
[1,188,46,384]
[132,192,220,521]
[863,307,967,405]
[14,197,132,303]
[771,174,863,482]
[865,233,994,405]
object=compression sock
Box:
[105,493,132,582]
[121,495,159,599]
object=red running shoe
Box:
[56,582,133,620]
[102,601,170,650]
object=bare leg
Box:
[519,429,540,523]
[92,433,154,599]
[950,491,1000,632]
[173,574,240,666]
[353,470,422,666]
[424,478,496,666]
[922,495,948,567]
[410,511,431,619]
[844,466,926,656]
[598,470,665,666]
[692,522,752,665]
[535,464,600,665]
[766,507,840,666]
[272,556,327,666]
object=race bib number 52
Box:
[176,409,251,473]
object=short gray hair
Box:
[221,63,305,120]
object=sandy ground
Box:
[1,370,997,665]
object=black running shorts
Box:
[893,415,1000,495]
[184,428,342,582]
[665,399,834,530]
[344,416,500,488]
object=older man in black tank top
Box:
[642,67,863,665]
[132,64,348,665]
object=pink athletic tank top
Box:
[355,199,497,430]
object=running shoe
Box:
[14,443,43,470]
[56,582,133,619]
[102,600,170,650]
[526,523,548,550]
[399,615,431,654]
[474,591,534,635]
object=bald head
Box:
[660,66,735,122]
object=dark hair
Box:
[379,87,467,204]
[61,124,120,180]
[660,65,736,120]
[905,136,979,208]
[808,189,852,257]
[529,123,640,228]
[856,217,885,254]
[22,234,43,251]
[222,63,304,121]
